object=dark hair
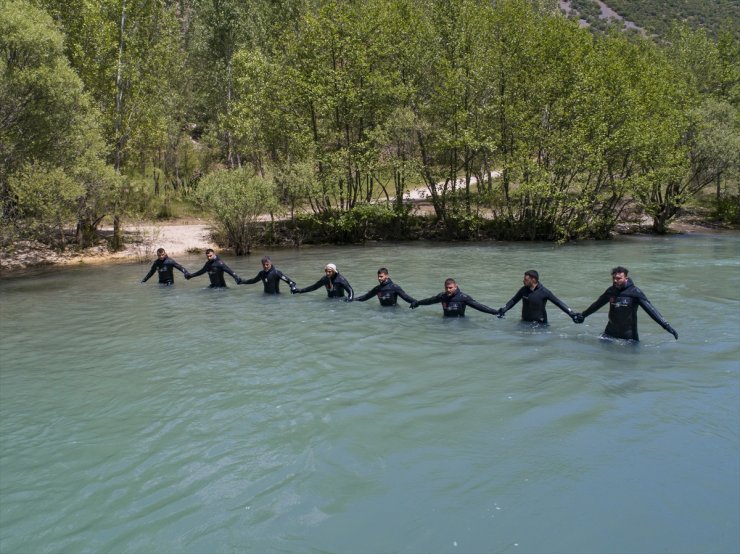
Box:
[611,266,629,276]
[377,267,389,275]
[444,278,456,286]
[261,256,272,264]
[206,248,215,255]
[524,269,539,281]
[156,248,165,255]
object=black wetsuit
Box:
[356,278,416,306]
[188,256,241,288]
[580,278,676,341]
[295,273,354,299]
[414,288,499,317]
[141,256,189,285]
[500,283,574,324]
[242,266,296,294]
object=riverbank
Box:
[0,210,735,275]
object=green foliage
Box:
[294,203,419,243]
[193,168,280,254]
[8,164,83,247]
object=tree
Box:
[194,168,280,255]
[0,0,109,247]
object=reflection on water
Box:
[1,234,739,553]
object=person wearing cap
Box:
[497,269,578,325]
[185,248,242,288]
[572,266,678,341]
[292,263,354,300]
[239,256,297,294]
[141,248,190,285]
[409,278,499,317]
[354,267,416,307]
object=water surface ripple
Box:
[1,235,738,553]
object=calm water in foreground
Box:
[1,234,738,554]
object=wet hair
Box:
[156,248,165,255]
[611,266,629,276]
[377,267,389,275]
[261,256,272,264]
[444,278,457,286]
[524,269,539,281]
[206,248,215,255]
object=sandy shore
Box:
[0,209,734,275]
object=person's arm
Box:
[543,287,577,319]
[141,262,157,282]
[356,284,381,302]
[635,290,678,339]
[464,294,500,315]
[241,271,262,285]
[411,293,443,308]
[187,264,207,279]
[168,259,189,276]
[218,260,241,283]
[498,288,524,316]
[276,270,296,288]
[294,278,325,294]
[577,290,611,320]
[339,277,354,300]
[395,285,416,304]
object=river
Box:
[1,234,738,553]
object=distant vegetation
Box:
[1,0,738,255]
[563,0,739,39]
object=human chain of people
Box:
[141,247,679,343]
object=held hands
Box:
[497,308,506,319]
[289,284,298,294]
[184,274,192,280]
[409,300,419,309]
[571,312,585,324]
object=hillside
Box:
[560,0,739,38]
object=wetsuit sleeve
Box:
[189,264,208,278]
[417,293,444,306]
[169,259,188,274]
[220,262,241,282]
[395,286,416,304]
[277,270,296,287]
[464,295,500,315]
[242,272,262,285]
[295,278,325,294]
[141,262,157,282]
[501,288,525,313]
[581,290,611,319]
[341,278,354,300]
[356,285,381,302]
[635,290,676,335]
[544,287,573,315]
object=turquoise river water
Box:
[0,233,738,553]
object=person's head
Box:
[261,256,272,271]
[523,269,539,288]
[324,263,337,277]
[377,267,389,283]
[206,248,216,260]
[156,248,167,259]
[444,278,457,293]
[611,266,629,288]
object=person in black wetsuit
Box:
[410,278,499,317]
[141,248,190,285]
[354,268,416,307]
[292,263,354,300]
[572,266,678,341]
[498,269,578,324]
[240,256,297,294]
[185,248,241,288]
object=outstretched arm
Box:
[466,296,500,316]
[294,279,325,294]
[355,285,381,302]
[395,286,416,304]
[637,295,678,339]
[141,262,157,282]
[544,288,576,319]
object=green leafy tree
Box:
[194,168,280,255]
